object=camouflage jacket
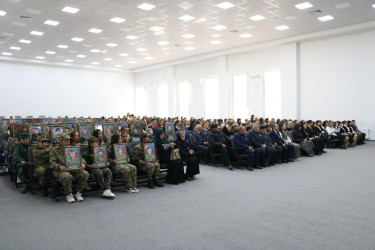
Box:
[49,145,65,170]
[82,150,93,165]
[13,143,29,166]
[106,145,115,163]
[32,145,50,167]
[132,144,144,166]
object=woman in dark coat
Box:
[154,128,185,185]
[292,124,315,156]
[175,131,200,181]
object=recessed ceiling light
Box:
[62,6,79,14]
[195,18,206,23]
[106,43,118,47]
[76,54,86,58]
[295,2,313,10]
[71,37,84,42]
[138,3,155,10]
[115,65,123,67]
[184,47,195,51]
[10,46,21,50]
[90,49,101,53]
[0,10,6,16]
[145,57,154,60]
[110,17,126,23]
[57,44,68,49]
[35,56,45,59]
[2,52,12,56]
[157,41,169,46]
[150,26,164,31]
[183,34,195,39]
[45,51,56,54]
[275,25,290,30]
[104,58,113,61]
[239,33,253,38]
[137,48,147,52]
[44,20,59,26]
[179,15,195,21]
[126,35,138,40]
[318,15,334,22]
[91,62,100,65]
[89,28,102,33]
[334,3,351,9]
[128,61,137,64]
[250,15,265,21]
[65,59,74,62]
[213,25,227,30]
[210,40,222,45]
[373,4,375,8]
[217,2,235,9]
[19,39,31,44]
[30,31,44,36]
[119,53,129,56]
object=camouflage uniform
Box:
[32,145,50,186]
[82,149,112,191]
[133,143,160,180]
[13,142,29,183]
[106,145,137,188]
[49,145,89,195]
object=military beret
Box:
[37,135,48,142]
[88,136,98,144]
[210,124,219,129]
[20,132,29,139]
[140,132,149,138]
[60,134,71,141]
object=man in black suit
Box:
[207,124,233,170]
[306,120,325,154]
[350,120,366,144]
[248,124,273,167]
[261,125,282,165]
[269,124,295,163]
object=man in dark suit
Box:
[190,125,210,164]
[247,124,272,167]
[306,120,325,154]
[233,126,255,171]
[269,124,294,163]
[207,124,233,170]
[260,126,281,165]
[350,120,366,144]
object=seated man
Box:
[350,120,366,144]
[50,134,89,203]
[132,133,163,189]
[32,135,54,196]
[233,126,254,171]
[248,124,273,167]
[13,132,33,194]
[190,124,209,164]
[207,124,233,170]
[269,124,295,163]
[261,125,281,165]
[82,136,116,199]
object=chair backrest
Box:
[28,146,34,164]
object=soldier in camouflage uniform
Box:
[32,135,54,196]
[49,134,89,203]
[82,137,115,198]
[107,134,139,193]
[13,132,34,194]
[132,133,163,189]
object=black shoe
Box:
[153,178,164,187]
[20,184,28,193]
[186,177,193,181]
[147,180,154,189]
[228,165,233,170]
[322,151,327,153]
[282,160,288,163]
[254,165,263,169]
[191,176,195,180]
[288,159,294,162]
[247,167,253,171]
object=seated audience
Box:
[207,124,233,170]
[248,124,273,167]
[175,131,200,180]
[269,124,295,163]
[292,124,315,156]
[190,124,210,164]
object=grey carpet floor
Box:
[1,142,374,250]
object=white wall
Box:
[300,30,375,139]
[0,61,134,117]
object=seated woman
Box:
[175,131,200,181]
[325,121,348,149]
[70,131,81,147]
[154,128,185,185]
[107,134,139,193]
[279,123,301,160]
[340,121,357,147]
[82,136,115,198]
[93,129,107,146]
[292,124,315,157]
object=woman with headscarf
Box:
[154,128,185,185]
[175,131,200,181]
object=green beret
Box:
[37,135,48,142]
[60,134,70,141]
[20,132,29,139]
[140,132,149,138]
[88,136,98,144]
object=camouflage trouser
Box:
[111,164,137,188]
[16,163,28,183]
[34,165,50,186]
[87,167,112,191]
[53,169,89,195]
[145,162,160,180]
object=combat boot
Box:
[153,177,164,187]
[147,179,154,189]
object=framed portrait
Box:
[64,123,78,134]
[0,116,5,119]
[22,119,32,124]
[26,116,33,119]
[32,118,43,124]
[142,142,157,163]
[14,117,22,123]
[64,147,81,170]
[93,146,107,168]
[13,124,29,138]
[103,123,115,141]
[93,118,102,122]
[43,119,51,124]
[115,122,128,134]
[38,115,45,118]
[53,118,63,123]
[165,123,176,141]
[51,126,65,145]
[69,118,76,123]
[113,144,128,164]
[78,124,92,145]
[77,118,85,123]
[29,125,42,145]
[0,119,10,134]
[93,123,103,131]
[130,123,142,142]
[63,118,70,123]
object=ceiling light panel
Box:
[30,31,44,36]
[62,6,79,14]
[106,43,118,47]
[57,44,68,48]
[44,20,59,26]
[210,40,222,45]
[119,53,129,56]
[89,28,102,33]
[150,26,164,31]
[157,41,169,46]
[19,39,31,44]
[35,56,45,59]
[213,25,227,30]
[0,10,6,16]
[138,3,155,10]
[250,15,265,21]
[184,47,195,50]
[275,25,290,30]
[76,54,86,58]
[65,59,74,62]
[126,35,138,40]
[45,51,56,54]
[110,17,126,23]
[90,49,101,53]
[137,48,147,51]
[71,37,84,42]
[10,46,21,50]
[239,33,253,38]
[217,2,235,9]
[318,15,334,21]
[183,34,195,38]
[179,15,195,21]
[295,2,313,10]
[2,52,12,56]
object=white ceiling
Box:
[0,0,375,71]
